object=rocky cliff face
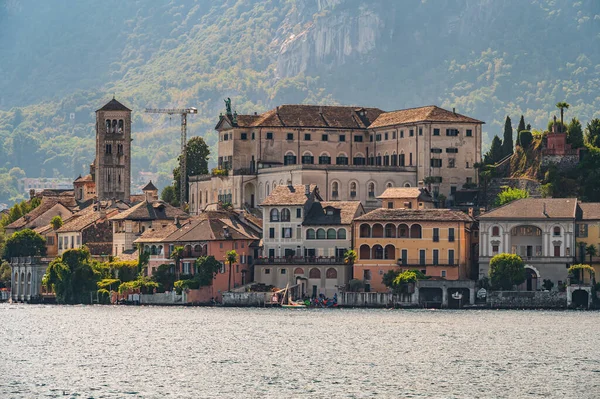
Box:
[275,0,385,78]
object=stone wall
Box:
[339,292,415,307]
[486,177,541,205]
[541,154,579,171]
[487,291,567,309]
[222,292,272,307]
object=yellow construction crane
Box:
[145,107,198,209]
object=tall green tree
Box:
[172,136,211,205]
[489,253,526,290]
[170,246,185,278]
[484,135,503,164]
[585,118,600,148]
[556,101,570,132]
[502,116,513,157]
[45,247,98,304]
[225,250,237,291]
[3,229,46,259]
[567,117,584,149]
[516,115,526,141]
[160,185,178,207]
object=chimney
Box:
[174,216,180,228]
[453,107,456,114]
[305,184,310,195]
[223,226,231,239]
[543,202,548,217]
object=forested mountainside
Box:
[0,0,599,203]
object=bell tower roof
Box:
[97,98,131,112]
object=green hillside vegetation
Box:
[1,0,600,205]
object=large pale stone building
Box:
[189,103,483,214]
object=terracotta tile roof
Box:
[109,200,188,221]
[377,187,433,201]
[479,198,578,220]
[116,249,138,262]
[303,201,363,226]
[355,208,473,222]
[56,205,120,233]
[231,105,384,129]
[260,184,320,206]
[5,197,74,230]
[96,98,131,112]
[129,194,146,204]
[74,174,94,183]
[135,211,259,243]
[577,203,600,220]
[369,105,483,128]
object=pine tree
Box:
[567,117,584,149]
[502,116,513,157]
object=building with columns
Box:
[189,103,483,214]
[478,198,578,290]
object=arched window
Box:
[385,223,396,238]
[326,268,338,279]
[270,208,279,222]
[332,182,339,198]
[118,119,124,133]
[309,268,321,279]
[316,228,326,239]
[306,229,316,239]
[384,244,395,260]
[368,182,375,198]
[336,153,349,165]
[294,267,304,275]
[327,228,337,239]
[319,152,331,165]
[353,153,366,166]
[337,229,346,239]
[372,224,384,238]
[281,208,291,222]
[151,245,157,255]
[266,182,270,196]
[386,182,393,189]
[372,245,384,259]
[398,224,409,238]
[359,224,371,238]
[302,152,314,164]
[106,119,111,132]
[383,153,390,166]
[359,244,371,259]
[391,152,398,166]
[112,119,118,133]
[158,245,163,255]
[553,226,561,236]
[410,224,422,239]
[350,182,357,198]
[492,226,500,236]
[194,244,202,253]
[404,182,411,188]
[284,152,297,165]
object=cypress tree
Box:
[485,135,504,164]
[502,116,513,156]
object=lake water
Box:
[1,304,599,398]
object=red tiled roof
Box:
[479,198,578,220]
[369,105,483,128]
[355,208,473,222]
[260,184,319,206]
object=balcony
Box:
[396,258,458,267]
[255,256,346,265]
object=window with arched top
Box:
[270,208,279,222]
[326,268,338,279]
[316,228,326,239]
[384,244,395,260]
[336,154,349,165]
[337,229,346,239]
[281,208,291,222]
[106,119,111,132]
[359,244,371,259]
[306,229,315,239]
[385,223,396,238]
[360,224,371,238]
[332,182,339,198]
[404,182,411,187]
[492,226,500,236]
[386,182,393,188]
[327,228,337,239]
[368,182,375,198]
[118,119,124,133]
[372,245,384,259]
[350,181,357,198]
[112,119,118,133]
[372,224,384,238]
[294,267,304,275]
[410,224,422,239]
[309,268,321,279]
[284,152,297,165]
[553,226,561,236]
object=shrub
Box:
[518,130,533,149]
[494,187,528,207]
[542,279,554,291]
[489,253,526,290]
[97,289,110,304]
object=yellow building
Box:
[575,203,600,277]
[377,187,435,209]
[353,208,475,292]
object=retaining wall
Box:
[487,291,567,309]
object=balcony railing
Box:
[255,256,346,265]
[396,258,457,267]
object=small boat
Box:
[280,284,306,308]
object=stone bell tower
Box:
[95,98,132,202]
